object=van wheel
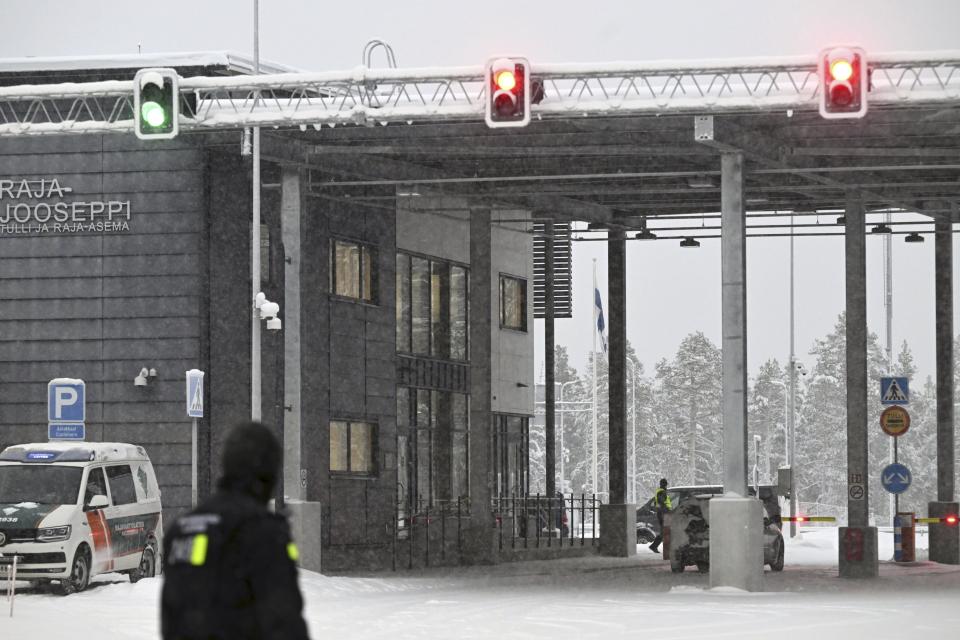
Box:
[59,546,91,595]
[129,546,157,583]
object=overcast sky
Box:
[4,0,960,382]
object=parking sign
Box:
[48,378,85,422]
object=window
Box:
[500,275,527,331]
[450,265,468,360]
[106,465,138,505]
[84,468,108,506]
[331,239,376,302]
[397,387,469,509]
[396,251,469,360]
[396,254,411,352]
[330,420,377,475]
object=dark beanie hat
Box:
[217,421,281,504]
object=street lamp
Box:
[558,380,583,493]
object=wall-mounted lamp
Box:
[134,367,157,387]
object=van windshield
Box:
[0,465,83,505]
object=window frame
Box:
[329,419,379,477]
[499,273,528,332]
[330,237,378,304]
[396,250,470,361]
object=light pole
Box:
[251,0,263,421]
[557,380,582,493]
[626,360,638,504]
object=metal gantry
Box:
[0,51,959,136]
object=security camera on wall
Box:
[134,367,149,387]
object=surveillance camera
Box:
[254,292,266,309]
[266,317,282,331]
[260,301,279,320]
[148,368,158,378]
[134,373,148,387]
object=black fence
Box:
[493,493,600,552]
[392,493,599,570]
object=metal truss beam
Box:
[1,51,959,136]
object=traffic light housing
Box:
[485,57,530,128]
[819,47,868,119]
[134,68,179,140]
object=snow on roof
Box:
[0,441,150,463]
[0,51,298,76]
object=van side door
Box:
[82,467,113,574]
[105,464,145,571]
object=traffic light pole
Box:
[251,0,262,423]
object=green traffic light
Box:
[141,101,168,128]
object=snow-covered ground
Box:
[3,527,959,639]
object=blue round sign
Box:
[881,462,912,495]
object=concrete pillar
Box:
[544,221,556,499]
[930,209,959,564]
[599,228,636,557]
[839,192,879,578]
[465,207,496,564]
[280,165,303,503]
[710,152,763,591]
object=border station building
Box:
[0,53,536,571]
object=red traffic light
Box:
[946,514,959,526]
[819,47,867,119]
[485,57,531,129]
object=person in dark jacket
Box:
[161,421,310,640]
[648,478,672,554]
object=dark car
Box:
[664,488,785,573]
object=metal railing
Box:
[391,493,600,569]
[493,493,600,552]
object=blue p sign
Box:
[48,379,85,423]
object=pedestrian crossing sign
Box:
[880,376,909,405]
[186,369,205,418]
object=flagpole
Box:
[592,259,598,497]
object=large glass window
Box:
[330,420,377,475]
[396,254,411,352]
[397,387,470,509]
[500,275,527,331]
[494,414,529,498]
[431,262,450,357]
[411,257,431,353]
[332,239,376,302]
[397,252,469,360]
[450,265,468,360]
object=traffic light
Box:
[819,47,868,119]
[485,57,530,128]
[134,68,180,140]
[946,514,959,526]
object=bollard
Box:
[894,511,916,563]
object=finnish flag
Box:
[594,287,608,354]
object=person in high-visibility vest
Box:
[161,422,310,640]
[648,478,672,554]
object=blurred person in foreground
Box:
[161,421,310,640]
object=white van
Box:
[0,441,163,594]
